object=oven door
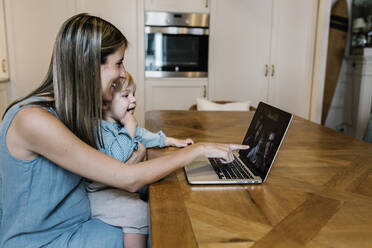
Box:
[145,27,209,78]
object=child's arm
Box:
[100,124,139,163]
[135,127,193,148]
[165,137,194,148]
[135,127,166,148]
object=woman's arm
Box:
[8,107,247,192]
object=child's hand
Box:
[120,111,138,128]
[165,137,194,147]
[120,111,137,139]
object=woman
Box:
[0,13,247,247]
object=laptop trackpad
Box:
[185,160,219,182]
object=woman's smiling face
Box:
[100,44,126,102]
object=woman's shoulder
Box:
[11,105,61,143]
[3,98,60,161]
[15,106,57,126]
[3,96,57,131]
[6,96,56,117]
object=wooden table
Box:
[145,110,372,248]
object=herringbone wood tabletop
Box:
[146,110,372,248]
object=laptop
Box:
[184,102,293,184]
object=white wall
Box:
[5,0,76,100]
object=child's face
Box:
[109,85,136,121]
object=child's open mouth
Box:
[127,106,136,112]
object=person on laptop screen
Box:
[241,108,287,174]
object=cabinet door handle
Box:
[265,64,269,77]
[1,59,6,73]
[203,85,207,98]
[205,0,208,8]
[271,64,275,77]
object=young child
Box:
[85,71,193,248]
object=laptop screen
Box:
[239,102,292,181]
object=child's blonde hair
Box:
[122,71,136,91]
[112,71,136,94]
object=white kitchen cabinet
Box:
[209,0,318,119]
[0,0,9,119]
[209,0,271,110]
[0,0,9,80]
[145,0,209,13]
[0,82,9,117]
[145,78,207,110]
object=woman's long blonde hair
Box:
[3,13,128,149]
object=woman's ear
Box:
[102,101,109,111]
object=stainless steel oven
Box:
[145,12,209,78]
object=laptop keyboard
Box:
[208,156,254,180]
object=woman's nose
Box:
[120,64,126,78]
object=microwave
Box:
[145,12,209,78]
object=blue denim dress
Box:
[0,97,123,247]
